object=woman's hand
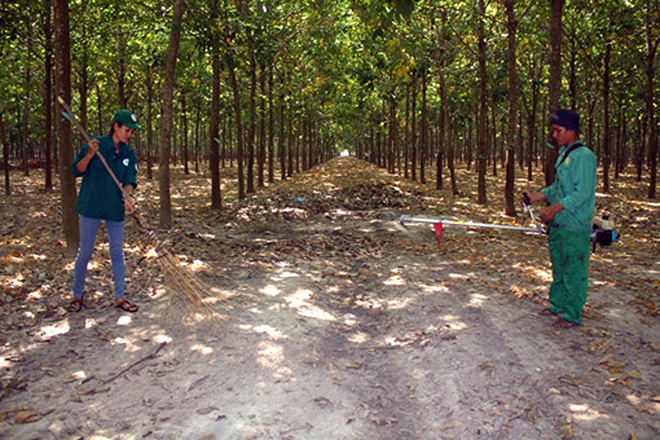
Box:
[86,139,100,157]
[124,194,136,214]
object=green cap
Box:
[112,109,143,130]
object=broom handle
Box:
[57,97,134,208]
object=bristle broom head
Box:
[156,252,226,322]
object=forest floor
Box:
[0,156,658,440]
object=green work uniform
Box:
[72,135,138,222]
[541,141,596,325]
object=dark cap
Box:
[550,109,581,134]
[112,109,143,130]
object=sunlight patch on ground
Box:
[69,370,88,381]
[424,283,450,294]
[38,320,70,340]
[448,272,472,280]
[190,343,214,355]
[512,262,552,282]
[386,297,412,310]
[117,315,132,326]
[347,332,369,344]
[154,334,172,344]
[283,289,336,322]
[438,315,469,331]
[383,274,406,286]
[467,293,488,308]
[257,341,293,378]
[259,284,281,297]
[273,271,300,281]
[253,324,288,340]
[567,403,609,422]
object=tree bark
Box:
[54,0,79,256]
[546,0,564,186]
[1,114,10,195]
[646,0,658,198]
[210,44,221,209]
[43,0,54,190]
[227,52,245,199]
[246,55,257,193]
[602,37,612,193]
[158,0,185,227]
[477,0,488,204]
[504,0,518,216]
[268,66,274,183]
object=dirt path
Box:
[1,157,658,439]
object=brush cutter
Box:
[58,98,220,317]
[395,196,547,245]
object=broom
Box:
[58,97,222,318]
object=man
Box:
[524,109,596,328]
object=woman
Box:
[68,109,141,313]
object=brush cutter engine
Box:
[591,215,617,252]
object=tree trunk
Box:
[54,0,79,257]
[258,63,266,187]
[246,55,257,193]
[210,45,221,209]
[436,50,447,191]
[117,35,127,108]
[411,76,417,181]
[477,0,488,204]
[388,87,396,174]
[602,38,612,193]
[227,52,245,199]
[546,0,564,186]
[22,25,32,177]
[146,73,154,180]
[195,96,201,173]
[268,66,274,183]
[1,114,10,195]
[43,0,54,190]
[504,0,517,217]
[404,83,410,178]
[646,0,658,198]
[279,90,286,181]
[181,91,189,174]
[158,0,185,227]
[420,70,427,184]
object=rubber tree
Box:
[158,0,186,227]
[54,0,79,256]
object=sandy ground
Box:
[1,157,658,440]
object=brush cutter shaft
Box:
[398,216,544,233]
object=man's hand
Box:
[539,203,564,224]
[522,190,546,205]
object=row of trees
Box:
[0,0,658,253]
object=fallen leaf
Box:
[14,410,41,424]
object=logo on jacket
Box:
[123,159,129,166]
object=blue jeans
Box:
[73,216,126,299]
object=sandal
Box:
[553,318,578,328]
[67,298,83,313]
[538,308,558,316]
[115,299,139,313]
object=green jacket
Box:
[72,135,138,222]
[541,141,596,233]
